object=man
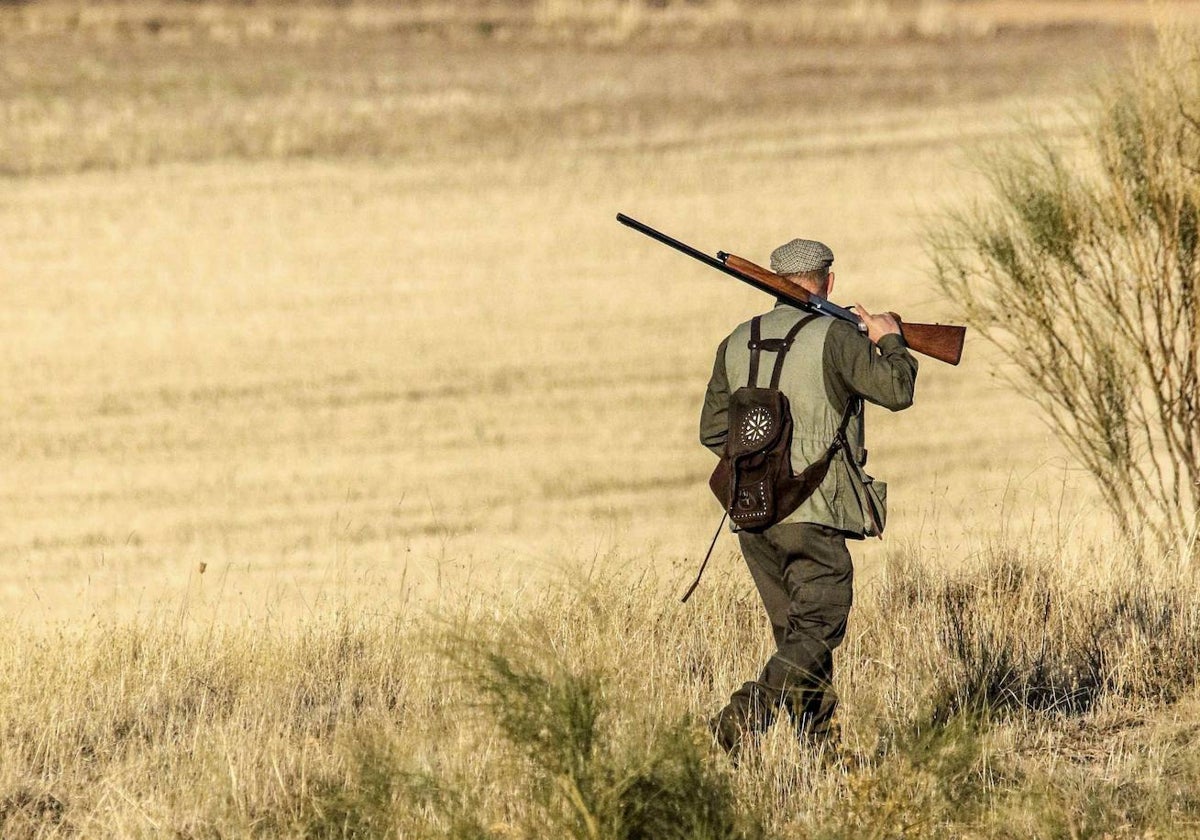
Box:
[698,237,917,757]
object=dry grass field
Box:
[0,1,1152,623]
[2,1,1200,837]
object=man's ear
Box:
[825,271,835,297]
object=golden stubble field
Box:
[0,2,1180,626]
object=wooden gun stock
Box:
[894,322,966,366]
[722,253,965,366]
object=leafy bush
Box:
[929,30,1200,553]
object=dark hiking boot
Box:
[784,686,839,742]
[708,709,748,763]
[709,682,780,764]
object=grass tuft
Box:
[926,548,1200,720]
[425,643,761,840]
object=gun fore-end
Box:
[898,322,966,366]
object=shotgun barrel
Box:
[616,213,862,328]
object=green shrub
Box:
[929,29,1200,554]
[430,644,761,840]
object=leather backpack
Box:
[708,314,856,532]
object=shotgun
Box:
[616,213,965,366]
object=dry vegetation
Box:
[2,0,1200,837]
[932,28,1200,551]
[5,547,1200,836]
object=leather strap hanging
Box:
[680,512,728,604]
[745,314,819,389]
[769,315,819,388]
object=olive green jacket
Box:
[699,303,918,535]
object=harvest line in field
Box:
[616,213,965,365]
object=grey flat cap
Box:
[770,238,834,274]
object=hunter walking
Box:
[698,237,918,757]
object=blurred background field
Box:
[2,0,1186,624]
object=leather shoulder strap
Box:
[834,395,860,442]
[747,316,764,388]
[768,314,820,389]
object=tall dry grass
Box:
[3,537,1199,837]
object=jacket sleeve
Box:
[824,320,918,412]
[699,336,731,456]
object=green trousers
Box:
[716,522,853,743]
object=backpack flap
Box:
[728,387,788,458]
